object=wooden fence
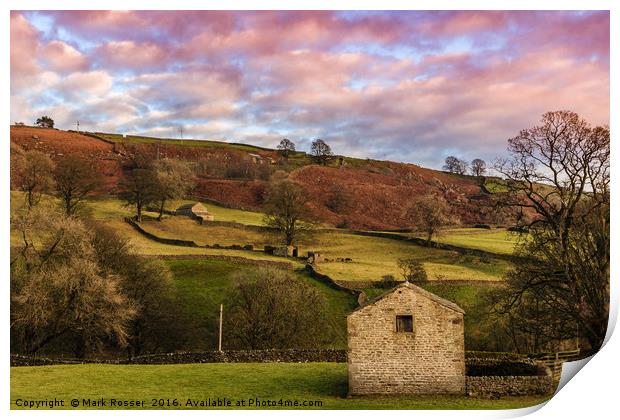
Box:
[530,348,581,380]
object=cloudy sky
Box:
[10,10,609,169]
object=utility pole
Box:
[218,304,223,352]
[76,120,80,133]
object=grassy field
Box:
[138,215,512,282]
[389,227,519,255]
[11,192,297,264]
[93,196,267,227]
[483,178,510,193]
[432,228,519,255]
[95,132,272,153]
[167,259,356,350]
[11,192,512,281]
[10,363,550,410]
[308,232,511,282]
[141,216,273,247]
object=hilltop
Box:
[10,125,504,230]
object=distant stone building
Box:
[175,202,214,223]
[248,153,276,165]
[347,282,465,395]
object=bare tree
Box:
[262,179,313,245]
[492,110,610,353]
[118,168,159,222]
[10,208,136,356]
[54,155,103,215]
[443,156,468,175]
[470,158,487,177]
[310,139,333,165]
[11,149,55,208]
[120,258,178,357]
[397,258,428,282]
[152,159,195,221]
[224,267,331,349]
[405,193,458,244]
[87,221,185,357]
[277,138,296,158]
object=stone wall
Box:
[348,229,529,264]
[304,264,359,296]
[11,349,347,367]
[156,254,293,270]
[348,285,465,395]
[124,218,261,252]
[466,375,553,398]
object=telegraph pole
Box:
[218,304,223,352]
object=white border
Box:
[2,1,617,419]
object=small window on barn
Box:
[396,315,414,333]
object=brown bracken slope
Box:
[10,125,500,230]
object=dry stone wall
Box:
[466,375,553,397]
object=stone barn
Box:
[175,202,215,222]
[347,282,465,395]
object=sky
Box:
[10,10,609,169]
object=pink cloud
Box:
[10,11,609,168]
[41,40,87,73]
[10,12,40,89]
[95,41,169,69]
[419,11,509,37]
[57,71,113,98]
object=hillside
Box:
[10,125,503,230]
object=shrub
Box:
[508,226,528,233]
[224,268,332,349]
[378,275,399,289]
[465,358,542,377]
[397,258,428,282]
[473,224,491,229]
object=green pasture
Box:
[11,363,549,410]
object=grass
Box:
[432,228,520,255]
[95,132,272,153]
[308,232,511,282]
[138,221,511,281]
[88,196,267,227]
[483,179,510,193]
[91,198,513,282]
[11,192,511,281]
[71,193,511,281]
[389,228,520,255]
[140,216,272,247]
[10,363,550,410]
[166,259,356,350]
[10,192,291,264]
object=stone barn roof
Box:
[176,202,210,213]
[350,281,465,316]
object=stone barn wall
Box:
[347,284,465,395]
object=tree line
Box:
[277,138,335,165]
[443,156,487,177]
